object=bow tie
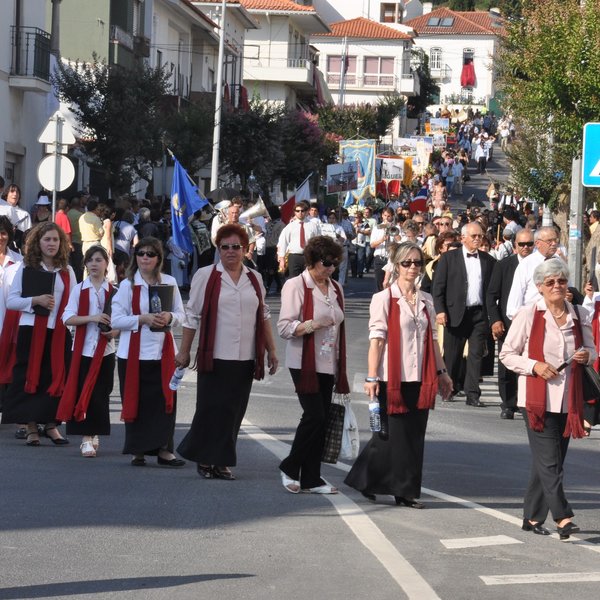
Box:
[466,252,478,258]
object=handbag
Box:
[582,363,600,404]
[339,394,360,460]
[321,398,345,464]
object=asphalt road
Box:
[1,271,599,600]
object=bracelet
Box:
[304,320,314,335]
[365,376,380,382]
[437,368,447,375]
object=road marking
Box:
[480,572,600,585]
[242,420,442,600]
[440,535,522,549]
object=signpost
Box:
[37,111,76,219]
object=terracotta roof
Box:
[313,17,412,40]
[405,8,504,35]
[240,0,316,12]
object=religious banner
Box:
[380,158,405,180]
[326,161,358,194]
[339,139,377,200]
[429,118,450,132]
[393,137,418,157]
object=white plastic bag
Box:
[339,395,360,460]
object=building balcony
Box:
[399,72,419,96]
[430,65,451,81]
[9,26,51,93]
[244,57,315,91]
[326,71,419,96]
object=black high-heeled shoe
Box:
[522,519,550,536]
[556,521,580,541]
[43,426,69,445]
[395,496,425,509]
[361,491,376,501]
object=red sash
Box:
[0,309,21,384]
[592,300,600,372]
[386,288,438,414]
[56,283,113,422]
[121,284,175,422]
[25,269,70,396]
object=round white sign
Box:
[37,155,75,192]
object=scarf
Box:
[386,288,438,414]
[526,306,585,438]
[0,309,20,384]
[296,276,349,395]
[592,300,600,372]
[25,269,70,396]
[121,284,176,423]
[196,265,266,379]
[56,283,113,422]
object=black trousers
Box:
[497,336,517,410]
[373,256,387,292]
[522,411,573,523]
[280,369,334,489]
[443,306,487,401]
[287,253,306,278]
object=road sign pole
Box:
[52,115,62,220]
[568,156,585,289]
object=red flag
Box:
[281,176,311,224]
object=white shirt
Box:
[0,249,23,283]
[0,200,32,232]
[370,225,390,258]
[62,278,116,357]
[0,259,22,327]
[463,247,483,306]
[111,271,185,360]
[7,263,77,328]
[277,219,321,258]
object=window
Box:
[427,17,440,27]
[364,56,395,86]
[440,17,454,27]
[326,55,356,86]
[380,2,401,24]
[430,48,442,71]
[463,48,474,65]
[427,16,454,27]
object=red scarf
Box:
[386,288,438,414]
[56,283,113,422]
[296,276,350,395]
[196,266,266,379]
[526,306,586,438]
[592,300,600,372]
[121,283,175,423]
[0,309,20,384]
[25,269,70,396]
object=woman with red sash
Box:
[500,261,596,540]
[176,224,278,480]
[581,280,600,433]
[345,242,452,507]
[57,246,118,457]
[111,237,186,467]
[1,222,76,445]
[277,236,348,495]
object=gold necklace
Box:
[399,286,417,306]
[551,309,565,319]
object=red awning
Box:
[460,62,476,87]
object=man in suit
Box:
[486,229,534,419]
[432,221,496,407]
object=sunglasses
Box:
[220,244,243,251]
[399,259,424,268]
[295,209,307,213]
[438,222,452,226]
[517,241,534,247]
[136,250,158,258]
[321,259,340,268]
[542,278,568,288]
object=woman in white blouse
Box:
[112,237,186,468]
[500,260,596,540]
[2,222,76,446]
[277,236,349,495]
[345,242,451,507]
[57,246,118,458]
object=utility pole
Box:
[210,0,227,191]
[568,157,585,289]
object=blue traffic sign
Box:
[582,122,600,187]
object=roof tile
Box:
[313,17,412,40]
[405,8,504,35]
[240,0,316,11]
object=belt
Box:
[465,305,483,310]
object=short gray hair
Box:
[532,259,569,285]
[138,207,151,223]
[534,225,557,241]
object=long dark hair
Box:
[125,236,164,282]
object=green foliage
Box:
[496,0,600,204]
[52,54,171,194]
[448,0,475,10]
[407,53,440,115]
[495,0,523,19]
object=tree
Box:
[495,0,600,206]
[448,0,475,10]
[407,53,440,116]
[495,0,523,19]
[53,54,171,195]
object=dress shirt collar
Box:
[462,246,479,260]
[81,277,110,292]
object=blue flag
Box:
[343,191,355,208]
[170,156,208,254]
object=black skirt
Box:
[344,382,429,499]
[177,359,254,466]
[66,354,114,436]
[118,358,177,455]
[1,325,72,424]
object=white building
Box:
[405,6,504,110]
[240,0,330,107]
[312,0,422,28]
[1,0,53,209]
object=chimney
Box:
[422,2,433,15]
[50,0,61,57]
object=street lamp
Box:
[247,171,258,203]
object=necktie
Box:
[300,221,306,249]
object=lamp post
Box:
[247,171,257,204]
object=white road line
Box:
[241,420,442,600]
[440,535,522,549]
[480,572,600,585]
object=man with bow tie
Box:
[432,221,496,406]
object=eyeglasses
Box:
[517,241,534,247]
[542,278,568,288]
[320,259,340,268]
[220,244,243,251]
[399,259,424,268]
[295,209,307,213]
[136,250,158,258]
[538,238,558,244]
[438,222,452,226]
[468,234,484,239]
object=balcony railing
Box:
[287,57,312,69]
[10,26,51,81]
[326,73,400,89]
[110,25,134,51]
[430,65,451,80]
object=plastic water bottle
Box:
[368,397,381,433]
[150,291,162,313]
[169,367,186,391]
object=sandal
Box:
[25,427,40,447]
[213,466,235,480]
[196,464,214,479]
[43,426,69,445]
[92,435,100,450]
[280,471,300,494]
[80,441,96,458]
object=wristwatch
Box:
[437,369,447,375]
[365,376,380,382]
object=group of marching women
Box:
[0,220,185,465]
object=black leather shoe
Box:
[522,519,550,535]
[157,456,186,468]
[361,491,376,501]
[500,408,514,420]
[557,521,580,540]
[395,496,425,509]
[466,398,486,407]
